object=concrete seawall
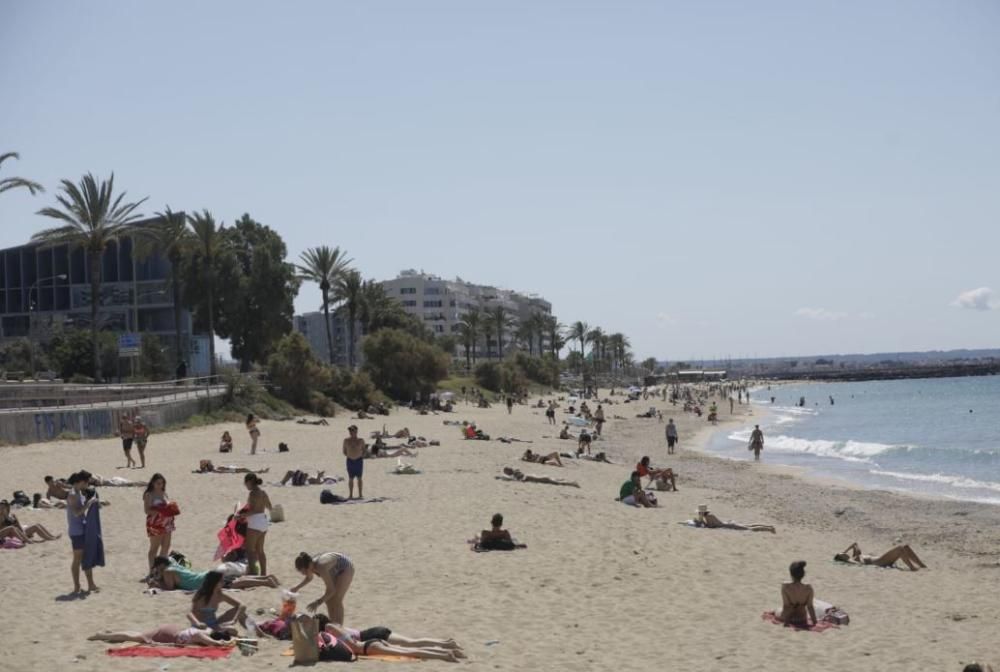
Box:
[0,397,211,444]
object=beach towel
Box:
[108,645,233,658]
[281,647,412,661]
[760,611,839,633]
[215,517,245,561]
[321,496,392,506]
[82,501,105,570]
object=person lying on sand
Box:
[149,556,279,591]
[0,500,61,542]
[619,471,657,507]
[696,505,775,533]
[636,456,677,491]
[297,418,330,426]
[834,542,927,571]
[279,470,328,486]
[195,460,269,475]
[254,616,461,651]
[90,474,146,487]
[44,475,71,501]
[88,624,232,647]
[366,441,418,458]
[291,614,464,664]
[522,449,563,466]
[497,467,579,488]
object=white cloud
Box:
[795,307,849,321]
[952,287,997,311]
[656,312,678,327]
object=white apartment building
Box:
[379,270,554,359]
[293,310,361,367]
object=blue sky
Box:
[2,1,998,360]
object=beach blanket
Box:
[82,501,105,570]
[108,645,233,658]
[760,611,839,633]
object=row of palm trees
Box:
[567,321,633,373]
[457,306,565,369]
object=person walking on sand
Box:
[665,418,679,455]
[118,412,136,469]
[546,400,557,425]
[594,404,605,436]
[343,425,366,499]
[246,414,261,454]
[506,396,513,414]
[133,415,150,468]
[749,425,764,461]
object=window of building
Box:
[423,300,443,308]
[424,287,441,295]
[433,325,445,333]
[400,287,417,295]
[401,300,417,307]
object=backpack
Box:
[11,491,31,507]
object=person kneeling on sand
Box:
[619,471,656,507]
[497,467,579,488]
[696,505,775,533]
[522,449,563,466]
[834,542,927,571]
[636,456,677,491]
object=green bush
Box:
[266,332,332,410]
[48,330,117,381]
[363,328,449,401]
[140,334,171,381]
[474,361,502,392]
[513,353,559,387]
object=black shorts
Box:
[122,437,134,452]
[667,436,677,447]
[358,626,392,642]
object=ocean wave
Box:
[726,431,905,464]
[869,470,1000,494]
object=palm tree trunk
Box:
[322,288,334,365]
[347,306,356,369]
[207,284,216,377]
[89,253,102,382]
[465,342,471,371]
[497,326,503,359]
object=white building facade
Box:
[379,270,554,359]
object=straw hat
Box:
[697,504,709,514]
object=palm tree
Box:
[34,173,146,381]
[134,207,192,370]
[543,315,564,358]
[335,269,363,369]
[458,322,474,371]
[569,321,590,370]
[186,210,224,376]
[358,279,394,335]
[487,305,514,359]
[0,152,44,197]
[587,326,605,370]
[296,246,352,365]
[516,320,536,356]
[460,308,483,365]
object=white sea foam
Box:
[726,431,903,464]
[869,469,1000,494]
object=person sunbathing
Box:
[522,449,563,466]
[280,470,328,486]
[497,467,579,488]
[696,505,775,533]
[583,451,614,464]
[297,418,330,425]
[292,614,464,663]
[366,439,417,458]
[473,513,526,551]
[150,556,279,591]
[354,410,373,419]
[194,460,269,474]
[88,624,232,647]
[834,542,927,571]
[619,471,656,507]
[636,456,677,491]
[254,616,461,651]
[44,475,71,501]
[0,500,61,542]
[777,560,816,627]
[558,424,571,440]
[90,474,145,487]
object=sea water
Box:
[705,376,1000,505]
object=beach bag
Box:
[270,504,285,523]
[12,491,31,507]
[645,491,658,506]
[320,489,336,504]
[278,442,290,453]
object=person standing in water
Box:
[748,425,765,461]
[665,419,679,455]
[343,425,366,499]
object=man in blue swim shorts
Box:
[343,425,366,499]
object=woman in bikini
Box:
[219,431,233,453]
[89,624,229,647]
[521,449,563,466]
[242,474,271,575]
[834,542,928,571]
[292,551,355,625]
[291,614,464,662]
[118,412,136,468]
[246,414,261,455]
[133,415,150,468]
[188,571,245,636]
[143,473,176,571]
[149,555,279,590]
[0,499,61,542]
[777,560,816,627]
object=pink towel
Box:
[761,611,839,633]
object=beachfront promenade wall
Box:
[0,380,227,444]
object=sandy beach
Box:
[1,391,997,671]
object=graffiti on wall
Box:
[33,410,114,441]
